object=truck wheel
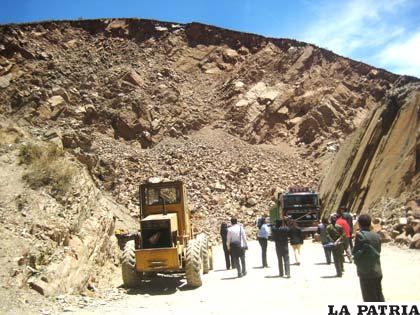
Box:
[208,246,213,270]
[197,234,210,274]
[121,240,143,288]
[185,239,203,287]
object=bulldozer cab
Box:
[140,213,178,248]
[139,181,192,247]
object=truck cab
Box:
[270,187,321,233]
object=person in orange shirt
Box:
[336,210,353,263]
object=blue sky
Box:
[1,0,419,77]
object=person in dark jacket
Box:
[317,217,332,264]
[289,220,303,265]
[352,214,385,302]
[271,219,291,277]
[220,222,234,269]
[326,214,346,277]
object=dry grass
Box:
[0,128,22,146]
[19,143,76,194]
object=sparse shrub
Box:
[19,143,44,164]
[0,128,22,146]
[19,143,75,194]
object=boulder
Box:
[37,104,53,119]
[391,230,400,239]
[258,89,279,104]
[406,200,420,218]
[62,132,92,151]
[213,182,226,192]
[409,233,420,249]
[399,217,408,225]
[395,232,411,245]
[235,99,249,107]
[297,116,320,144]
[246,198,257,207]
[51,87,70,102]
[28,278,53,296]
[288,116,303,127]
[411,219,420,234]
[378,230,392,243]
[0,73,13,88]
[277,106,289,116]
[121,70,143,88]
[317,102,340,125]
[222,48,239,64]
[47,95,65,107]
[234,81,245,90]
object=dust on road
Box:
[75,240,420,315]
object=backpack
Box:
[353,231,380,266]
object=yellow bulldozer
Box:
[120,179,212,287]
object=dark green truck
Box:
[270,187,321,234]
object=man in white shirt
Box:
[257,216,271,267]
[227,217,248,277]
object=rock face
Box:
[320,79,419,216]
[0,121,136,312]
[0,19,401,151]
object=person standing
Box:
[271,219,291,277]
[317,217,332,264]
[220,222,234,270]
[227,217,248,278]
[257,216,270,268]
[326,214,346,277]
[336,211,353,263]
[353,214,385,302]
[340,206,354,250]
[289,220,303,265]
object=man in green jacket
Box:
[352,214,385,302]
[326,214,345,277]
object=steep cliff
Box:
[320,78,419,216]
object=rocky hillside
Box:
[0,19,408,220]
[0,18,419,310]
[0,117,136,313]
[0,19,399,147]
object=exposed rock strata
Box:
[320,79,419,216]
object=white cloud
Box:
[376,32,420,77]
[300,0,420,77]
[302,0,407,55]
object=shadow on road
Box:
[314,262,330,265]
[320,275,339,279]
[264,275,281,279]
[221,276,239,280]
[124,274,197,295]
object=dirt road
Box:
[75,240,420,315]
